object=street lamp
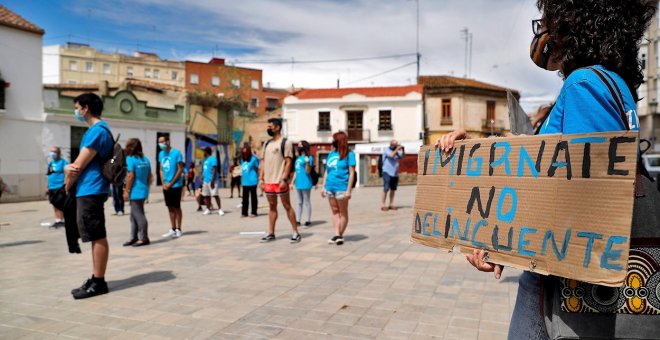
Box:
[650,100,657,152]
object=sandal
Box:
[133,240,150,247]
[389,206,398,211]
[381,207,389,211]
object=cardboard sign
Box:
[411,131,638,287]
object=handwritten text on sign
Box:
[411,132,638,287]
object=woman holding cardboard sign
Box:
[437,1,656,339]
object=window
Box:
[251,80,259,90]
[266,98,278,111]
[318,111,331,131]
[127,66,133,76]
[251,97,259,108]
[642,53,647,70]
[69,60,77,71]
[153,69,159,79]
[145,68,151,78]
[378,110,392,130]
[441,99,452,125]
[231,79,240,88]
[212,76,220,86]
[85,61,93,73]
[190,73,199,85]
[103,63,110,75]
[171,71,178,81]
[486,100,496,121]
[68,80,77,84]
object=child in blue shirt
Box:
[291,141,314,226]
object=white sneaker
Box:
[218,209,225,216]
[236,203,242,208]
[174,229,182,237]
[162,229,176,237]
[203,209,211,215]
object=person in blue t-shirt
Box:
[240,145,260,217]
[201,147,225,216]
[290,140,314,226]
[380,140,404,212]
[158,136,185,238]
[436,1,655,338]
[46,146,68,228]
[321,132,356,246]
[64,93,114,299]
[122,138,153,247]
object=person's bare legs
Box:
[267,195,278,235]
[204,196,213,210]
[388,190,396,208]
[279,193,299,233]
[381,191,387,209]
[54,207,64,221]
[167,207,176,228]
[214,196,222,209]
[328,198,341,236]
[91,238,109,278]
[175,208,182,229]
[337,198,350,236]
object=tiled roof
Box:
[418,75,517,94]
[43,83,104,90]
[290,85,423,100]
[0,4,44,35]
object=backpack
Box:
[310,163,319,186]
[98,125,126,186]
[264,137,294,180]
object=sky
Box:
[7,0,564,112]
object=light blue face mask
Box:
[49,152,58,159]
[74,109,86,122]
[158,143,168,150]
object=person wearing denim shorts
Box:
[380,140,403,212]
[321,131,356,246]
[65,93,113,300]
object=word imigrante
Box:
[421,136,636,179]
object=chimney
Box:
[209,58,225,65]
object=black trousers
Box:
[242,185,258,216]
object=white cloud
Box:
[76,0,564,112]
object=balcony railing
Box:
[348,129,370,142]
[482,119,505,135]
[440,117,453,125]
[317,125,332,132]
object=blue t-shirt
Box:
[325,151,356,192]
[77,121,113,197]
[158,148,184,188]
[126,155,151,200]
[47,158,68,190]
[241,155,260,186]
[202,155,218,183]
[294,155,314,190]
[540,65,639,135]
[381,148,403,177]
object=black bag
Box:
[98,125,126,186]
[543,67,660,340]
[48,185,76,212]
[310,166,319,186]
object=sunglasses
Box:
[532,19,546,35]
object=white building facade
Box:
[282,85,423,186]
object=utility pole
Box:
[460,27,470,78]
[409,0,421,79]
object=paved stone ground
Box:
[0,185,521,339]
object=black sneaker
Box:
[328,236,340,244]
[336,237,344,245]
[304,221,312,227]
[297,221,301,226]
[260,234,276,242]
[290,233,301,243]
[71,278,93,294]
[72,279,108,299]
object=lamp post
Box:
[650,100,658,152]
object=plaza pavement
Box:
[0,185,521,339]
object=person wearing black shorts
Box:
[65,93,114,299]
[158,136,185,237]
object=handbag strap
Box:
[588,67,646,197]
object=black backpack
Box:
[377,153,384,177]
[98,125,126,186]
[310,164,319,186]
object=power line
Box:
[231,53,418,65]
[345,61,417,86]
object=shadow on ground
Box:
[108,270,176,292]
[343,234,368,242]
[150,230,209,245]
[0,240,44,248]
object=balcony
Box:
[440,117,453,126]
[317,124,332,132]
[482,118,505,135]
[348,129,370,142]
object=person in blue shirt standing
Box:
[321,132,356,245]
[122,138,153,247]
[380,140,404,212]
[201,146,225,216]
[64,93,114,299]
[437,1,655,338]
[46,146,68,228]
[240,145,260,217]
[290,140,314,226]
[158,135,185,238]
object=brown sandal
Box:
[389,206,398,211]
[381,207,389,211]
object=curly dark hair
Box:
[537,0,656,101]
